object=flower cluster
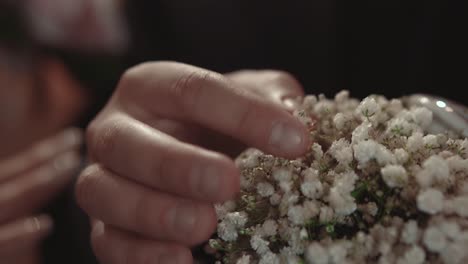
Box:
[207,91,468,264]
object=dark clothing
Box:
[42,1,467,263]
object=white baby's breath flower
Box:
[218,212,248,241]
[301,181,323,199]
[440,221,461,240]
[218,221,238,242]
[353,140,396,166]
[394,148,409,164]
[299,228,308,240]
[288,227,306,254]
[279,193,300,216]
[381,165,408,188]
[250,235,270,255]
[440,242,467,264]
[357,97,381,119]
[423,134,439,148]
[423,226,447,253]
[352,121,372,143]
[328,171,358,216]
[303,168,320,181]
[226,212,248,227]
[333,113,347,130]
[329,138,353,165]
[288,202,318,225]
[401,220,420,244]
[279,226,303,254]
[314,99,335,116]
[328,188,356,216]
[257,182,275,197]
[328,242,349,264]
[236,255,251,264]
[300,175,323,199]
[280,247,300,264]
[273,168,293,182]
[446,156,468,172]
[387,117,413,136]
[423,155,450,182]
[259,219,278,237]
[270,193,282,206]
[312,143,324,160]
[397,245,426,264]
[335,90,350,104]
[460,182,468,195]
[279,181,293,193]
[452,196,468,217]
[305,243,329,264]
[259,252,280,264]
[460,139,468,157]
[415,170,433,189]
[319,206,334,223]
[294,109,314,126]
[417,188,444,214]
[303,95,318,109]
[407,132,424,153]
[410,107,433,130]
[214,201,236,220]
[303,200,319,217]
[237,149,262,169]
[387,99,404,115]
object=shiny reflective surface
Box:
[404,94,468,138]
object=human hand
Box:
[76,62,311,263]
[0,129,82,263]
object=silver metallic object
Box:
[403,94,468,138]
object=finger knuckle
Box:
[148,150,169,188]
[133,192,160,235]
[86,115,126,163]
[235,97,257,136]
[169,70,218,111]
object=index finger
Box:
[0,215,53,256]
[117,62,311,158]
[0,128,82,183]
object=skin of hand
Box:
[75,61,311,264]
[0,129,83,262]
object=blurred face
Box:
[0,49,87,159]
[24,0,128,53]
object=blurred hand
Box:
[76,62,310,263]
[0,129,82,263]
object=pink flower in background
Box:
[24,0,129,53]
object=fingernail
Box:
[194,165,221,199]
[53,152,80,172]
[92,221,105,237]
[282,97,299,110]
[26,215,53,234]
[269,121,305,154]
[60,128,83,146]
[171,203,197,235]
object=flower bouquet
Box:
[206,91,468,264]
